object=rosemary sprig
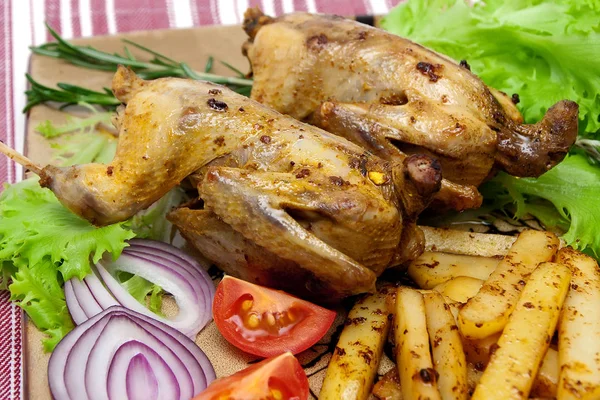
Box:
[26,23,253,111]
[24,74,120,112]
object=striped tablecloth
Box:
[0,0,401,398]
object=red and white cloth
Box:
[0,0,400,398]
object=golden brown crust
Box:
[244,11,578,207]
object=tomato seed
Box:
[241,299,253,312]
[270,389,283,400]
[247,314,260,329]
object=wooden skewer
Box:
[0,140,44,176]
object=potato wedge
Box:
[408,252,500,289]
[421,226,515,257]
[320,288,393,400]
[372,369,403,400]
[395,287,441,400]
[471,262,571,400]
[423,291,468,400]
[459,230,559,339]
[433,276,484,304]
[462,333,501,367]
[556,248,600,400]
[531,348,559,398]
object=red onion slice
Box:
[122,307,216,385]
[123,247,214,303]
[64,280,87,325]
[109,253,199,303]
[49,308,108,398]
[108,342,177,400]
[124,242,215,300]
[49,306,214,400]
[83,316,194,400]
[124,239,215,313]
[96,255,205,337]
[126,354,159,400]
[65,240,214,338]
[84,268,119,309]
[120,250,213,329]
[70,278,103,318]
[127,239,213,281]
[126,355,160,400]
[63,314,113,399]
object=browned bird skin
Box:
[23,66,442,300]
[242,10,579,210]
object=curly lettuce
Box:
[0,178,135,350]
[487,155,600,257]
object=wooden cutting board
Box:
[24,23,395,399]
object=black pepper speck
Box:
[207,98,228,111]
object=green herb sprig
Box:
[24,75,121,112]
[25,24,253,111]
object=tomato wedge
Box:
[193,352,309,400]
[213,276,336,357]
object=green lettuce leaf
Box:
[36,111,113,138]
[128,187,186,243]
[0,178,135,349]
[9,258,73,351]
[0,120,132,350]
[0,119,183,349]
[0,179,135,280]
[381,0,600,135]
[51,133,117,166]
[116,272,164,315]
[489,155,600,257]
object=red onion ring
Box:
[64,240,214,338]
[64,280,87,325]
[119,250,213,329]
[96,254,205,337]
[124,246,214,306]
[49,306,214,400]
[84,268,119,309]
[70,277,102,318]
[83,317,194,400]
[108,342,178,400]
[125,239,214,317]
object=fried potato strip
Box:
[421,227,515,257]
[424,291,468,400]
[459,230,559,339]
[320,288,393,400]
[556,248,600,400]
[471,262,571,400]
[408,252,499,289]
[395,287,441,400]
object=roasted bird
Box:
[242,9,579,211]
[0,66,442,300]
